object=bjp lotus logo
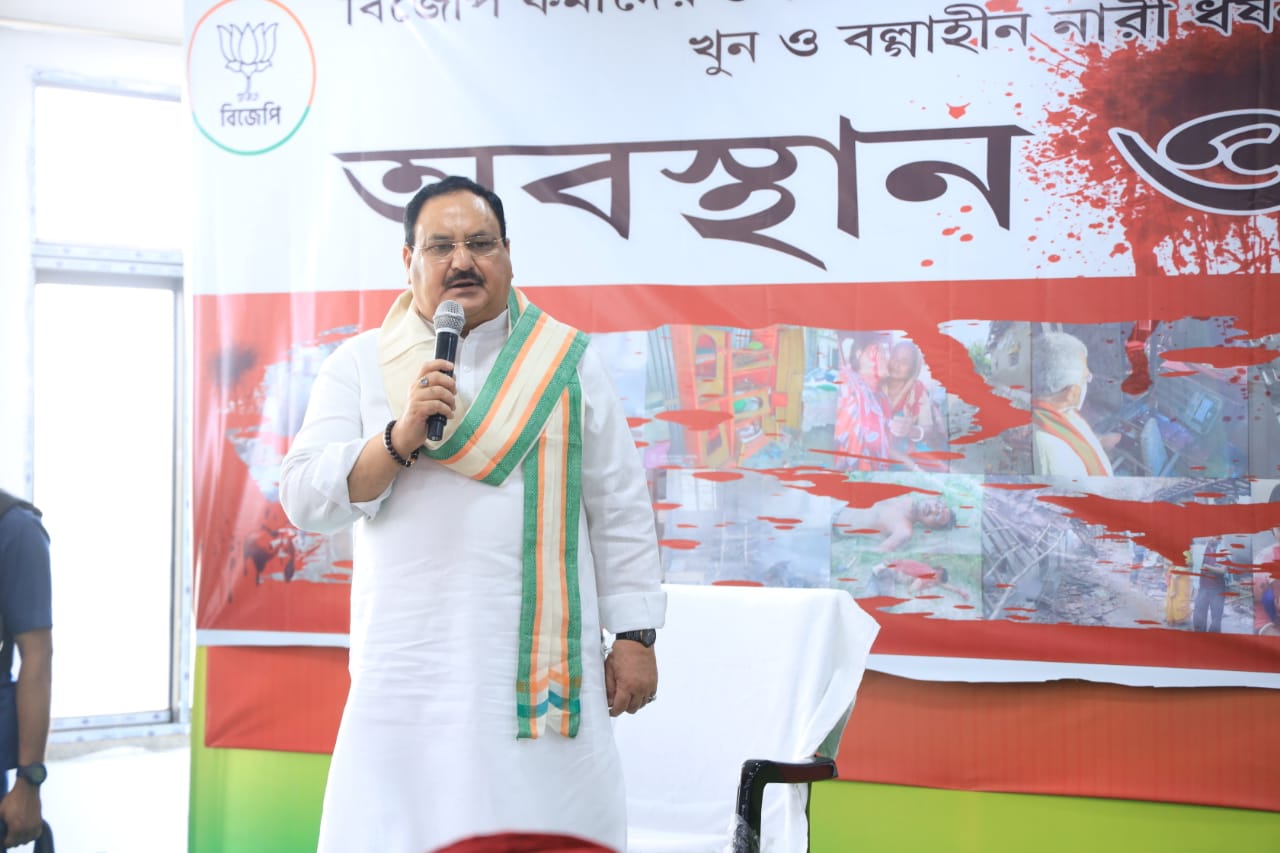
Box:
[218,22,278,102]
[189,0,315,157]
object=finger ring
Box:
[419,377,430,387]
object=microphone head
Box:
[433,300,466,336]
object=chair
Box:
[612,584,880,853]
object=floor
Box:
[34,735,189,853]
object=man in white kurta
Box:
[1030,331,1115,478]
[280,177,666,853]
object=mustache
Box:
[446,271,483,289]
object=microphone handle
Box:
[426,330,459,442]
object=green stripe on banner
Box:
[189,649,328,853]
[809,781,1280,853]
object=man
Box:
[1031,331,1115,476]
[1252,484,1280,636]
[1191,537,1228,633]
[836,493,956,553]
[280,176,666,853]
[0,490,52,850]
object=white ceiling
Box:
[0,0,184,43]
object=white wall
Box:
[0,24,182,494]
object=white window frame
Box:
[30,70,191,741]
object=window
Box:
[30,75,190,735]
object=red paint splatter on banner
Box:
[948,103,970,119]
[655,409,732,431]
[712,579,764,587]
[1161,346,1279,368]
[652,502,681,511]
[1039,496,1280,566]
[756,467,936,509]
[693,471,745,482]
[810,448,901,467]
[758,516,804,525]
[1158,370,1198,378]
[985,0,1022,11]
[626,417,650,428]
[1119,323,1153,395]
[676,523,697,529]
[1039,28,1280,276]
[658,539,700,550]
[910,451,966,464]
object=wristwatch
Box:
[615,629,657,648]
[16,762,47,787]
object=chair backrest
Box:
[613,584,880,853]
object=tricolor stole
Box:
[1031,402,1110,476]
[378,288,589,739]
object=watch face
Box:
[17,763,47,786]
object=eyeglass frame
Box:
[410,234,508,263]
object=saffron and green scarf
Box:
[378,287,590,739]
[1032,402,1110,476]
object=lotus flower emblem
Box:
[218,22,278,102]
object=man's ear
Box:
[1063,382,1084,409]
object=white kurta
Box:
[280,310,666,853]
[1032,408,1115,477]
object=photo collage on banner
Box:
[593,319,1280,643]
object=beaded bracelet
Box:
[384,419,421,468]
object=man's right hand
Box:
[392,359,458,453]
[0,784,43,849]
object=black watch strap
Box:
[16,762,47,787]
[615,628,657,648]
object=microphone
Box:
[427,300,466,441]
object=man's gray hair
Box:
[1032,331,1089,398]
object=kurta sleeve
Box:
[280,335,393,534]
[578,343,667,633]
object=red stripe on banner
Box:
[861,602,1280,675]
[525,275,1279,444]
[204,646,347,754]
[837,671,1280,813]
[520,275,1280,335]
[204,647,1280,812]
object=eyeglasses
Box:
[413,235,504,262]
